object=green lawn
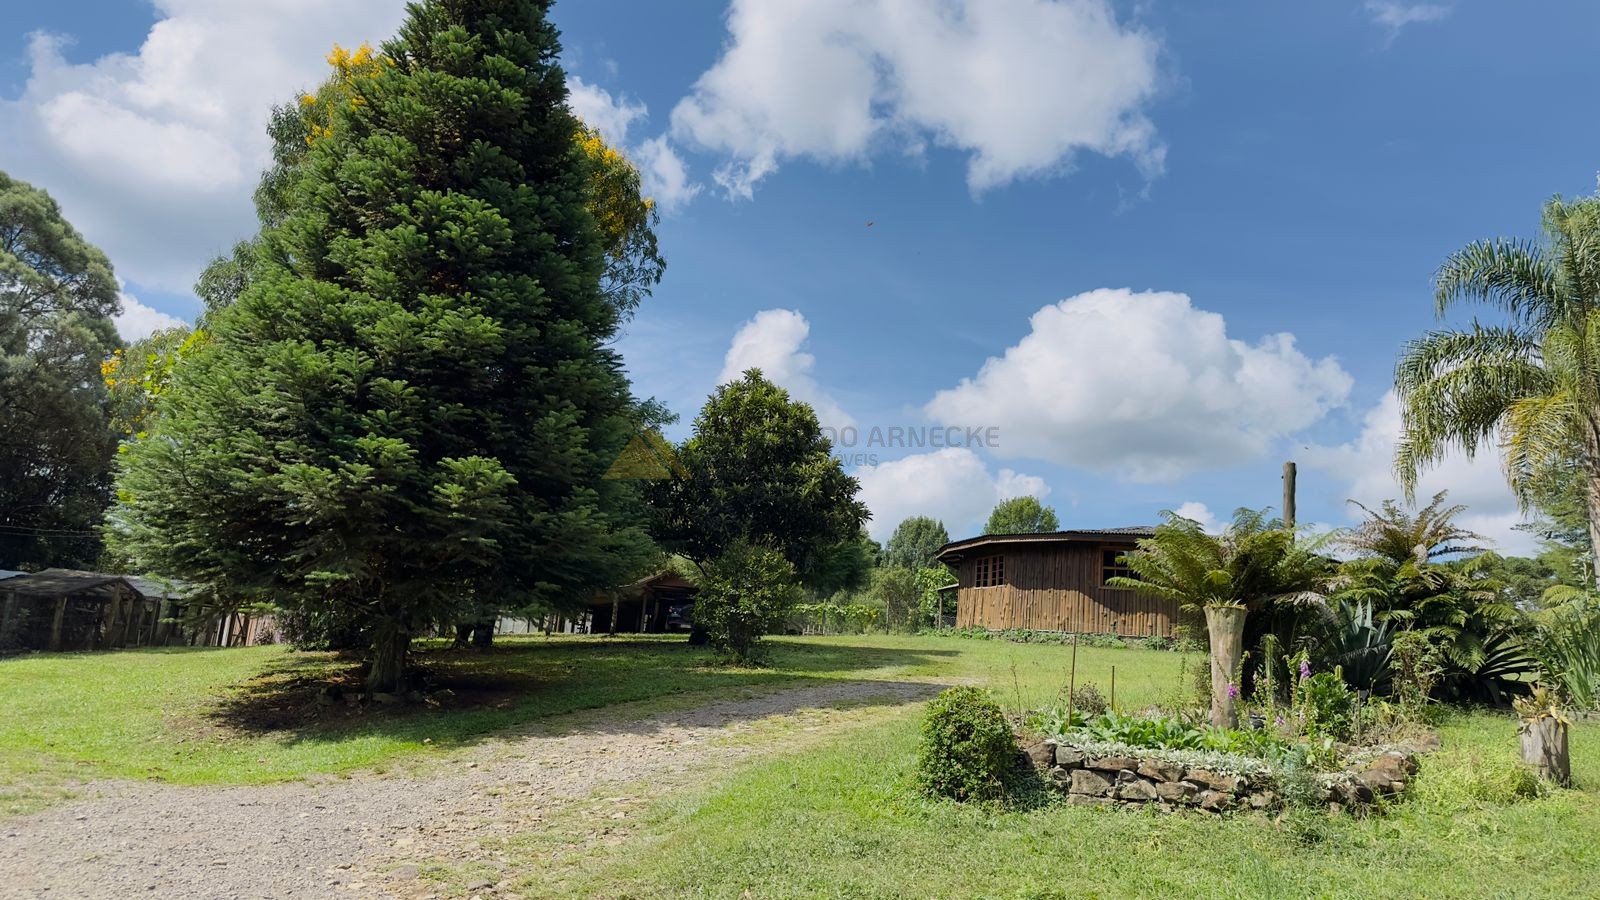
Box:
[0,632,1172,816]
[5,633,1595,899]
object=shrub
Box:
[1140,635,1175,652]
[1070,682,1109,718]
[1295,670,1357,741]
[917,687,1018,802]
[694,542,802,663]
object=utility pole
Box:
[1282,461,1297,530]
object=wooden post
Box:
[1110,665,1117,713]
[50,595,68,651]
[608,591,620,636]
[1520,717,1571,787]
[1282,461,1297,530]
[1067,633,1079,723]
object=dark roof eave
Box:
[934,528,1157,564]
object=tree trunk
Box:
[1520,716,1571,787]
[1587,467,1600,587]
[1206,605,1247,729]
[368,626,410,695]
[470,619,494,648]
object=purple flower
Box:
[1274,715,1286,727]
[1299,660,1312,680]
[1226,682,1240,699]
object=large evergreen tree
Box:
[0,171,120,569]
[110,0,648,691]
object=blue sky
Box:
[4,0,1598,550]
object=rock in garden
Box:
[1054,746,1086,768]
[1184,769,1241,793]
[1115,778,1160,801]
[1198,790,1234,812]
[1069,769,1113,796]
[1154,780,1198,803]
[1087,755,1139,773]
[1023,740,1056,770]
[1247,791,1277,810]
[1137,760,1183,783]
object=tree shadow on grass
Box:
[200,635,956,753]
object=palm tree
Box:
[1395,196,1600,572]
[1111,508,1333,727]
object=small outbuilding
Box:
[934,527,1180,637]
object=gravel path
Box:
[0,679,935,899]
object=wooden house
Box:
[934,528,1180,637]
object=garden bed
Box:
[1023,733,1437,814]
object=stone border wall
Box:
[1024,739,1421,814]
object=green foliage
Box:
[870,566,921,632]
[650,371,868,589]
[1115,507,1333,698]
[914,564,956,627]
[883,516,950,570]
[982,496,1059,535]
[1531,601,1600,709]
[916,687,1018,802]
[1294,671,1357,741]
[694,543,803,663]
[1334,494,1536,703]
[0,170,121,570]
[1070,682,1109,718]
[108,1,653,691]
[1394,195,1600,559]
[102,325,207,438]
[1139,635,1176,652]
[1316,600,1394,694]
[790,598,881,634]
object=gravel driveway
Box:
[0,679,934,899]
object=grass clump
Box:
[916,686,1017,802]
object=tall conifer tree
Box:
[111,0,648,691]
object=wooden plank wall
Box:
[953,543,1177,637]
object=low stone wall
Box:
[1025,739,1422,814]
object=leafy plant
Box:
[1532,602,1600,710]
[1317,600,1395,695]
[917,687,1019,802]
[1295,671,1357,741]
[1069,682,1109,718]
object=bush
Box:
[1295,671,1357,741]
[917,687,1018,802]
[1139,635,1175,652]
[1070,682,1109,718]
[694,543,802,663]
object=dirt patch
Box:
[0,679,938,899]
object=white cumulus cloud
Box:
[925,288,1354,482]
[1,2,410,292]
[718,308,853,430]
[1301,391,1537,554]
[563,77,700,212]
[1172,501,1220,532]
[672,0,1164,199]
[2,5,698,294]
[854,447,1050,541]
[114,290,188,343]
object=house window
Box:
[1102,549,1135,588]
[973,555,1006,588]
